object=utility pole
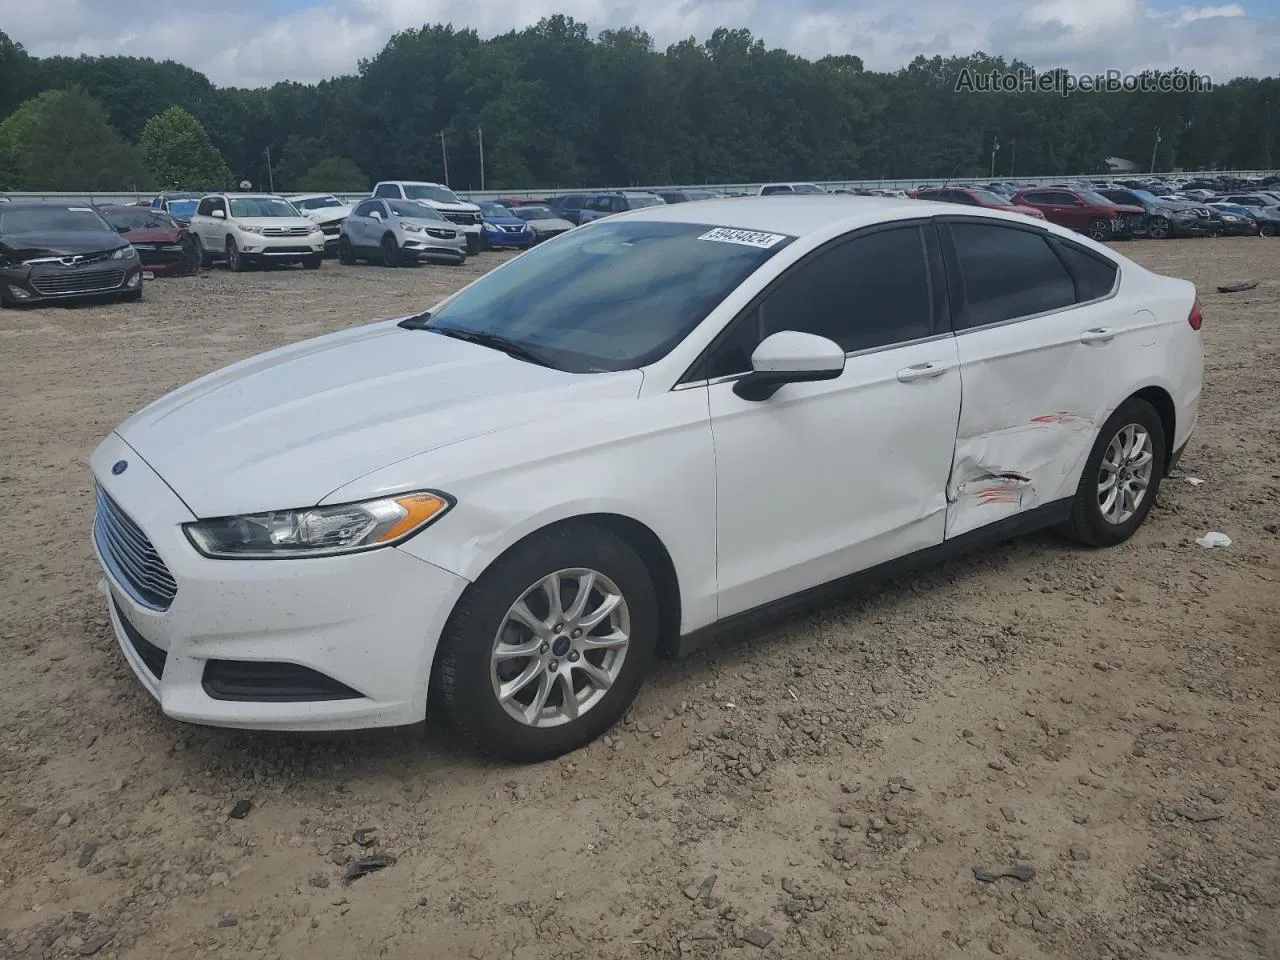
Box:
[263,146,275,193]
[1009,139,1016,177]
[990,136,1000,178]
[439,131,450,186]
[478,126,485,192]
[1149,127,1162,173]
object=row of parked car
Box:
[2,172,1276,306]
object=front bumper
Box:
[484,227,535,248]
[132,243,192,274]
[1,259,143,302]
[89,433,470,732]
[403,232,468,261]
[238,235,326,259]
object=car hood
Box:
[124,227,182,243]
[234,217,319,230]
[1110,204,1146,215]
[1006,204,1045,218]
[484,217,528,227]
[302,206,352,223]
[419,200,481,214]
[115,320,644,518]
[526,217,575,230]
[0,231,128,261]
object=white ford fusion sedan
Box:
[91,196,1203,762]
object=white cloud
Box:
[4,0,1276,87]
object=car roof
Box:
[379,180,447,187]
[0,201,105,211]
[288,192,338,199]
[609,195,972,236]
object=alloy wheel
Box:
[489,568,630,728]
[1097,423,1154,525]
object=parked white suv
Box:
[372,181,483,252]
[287,193,353,255]
[188,194,325,271]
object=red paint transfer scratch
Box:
[1030,412,1094,426]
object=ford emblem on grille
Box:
[112,460,128,475]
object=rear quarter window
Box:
[1050,238,1119,302]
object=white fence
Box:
[3,171,1274,206]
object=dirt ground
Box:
[1,238,1277,960]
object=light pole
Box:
[439,131,450,186]
[990,136,1000,178]
[1149,127,1162,174]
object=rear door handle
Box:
[897,361,950,383]
[1080,327,1115,345]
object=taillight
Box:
[1188,297,1203,331]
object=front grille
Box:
[501,224,525,233]
[261,226,312,237]
[260,246,314,255]
[94,483,178,611]
[443,212,479,226]
[112,597,167,679]
[426,228,457,239]
[31,268,126,295]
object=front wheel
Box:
[1148,216,1171,240]
[120,288,142,302]
[337,237,356,265]
[436,523,660,762]
[226,236,246,272]
[1061,398,1166,548]
[1261,223,1277,238]
[1087,219,1112,242]
[303,255,322,270]
[380,235,400,267]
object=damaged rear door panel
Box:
[938,218,1145,539]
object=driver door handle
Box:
[897,361,950,383]
[1080,327,1115,344]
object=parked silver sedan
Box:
[505,203,576,242]
[338,198,468,266]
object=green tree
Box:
[296,156,368,191]
[0,89,148,190]
[138,106,232,189]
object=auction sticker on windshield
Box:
[698,227,789,248]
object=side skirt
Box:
[673,498,1074,659]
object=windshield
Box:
[1132,190,1159,203]
[971,189,1013,206]
[791,184,826,195]
[102,209,178,231]
[422,220,792,373]
[387,199,444,220]
[513,205,555,220]
[626,195,666,208]
[0,206,111,234]
[403,184,462,204]
[296,196,343,210]
[167,200,198,218]
[1079,190,1119,206]
[479,202,513,219]
[229,197,301,218]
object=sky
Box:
[3,0,1276,88]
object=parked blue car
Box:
[477,202,535,250]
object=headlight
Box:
[184,491,453,559]
[111,245,137,260]
[1220,214,1241,222]
[399,221,424,232]
[239,225,265,235]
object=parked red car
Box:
[1009,188,1146,242]
[908,186,1046,220]
[95,205,198,274]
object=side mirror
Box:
[115,225,130,234]
[732,331,846,401]
[211,209,225,219]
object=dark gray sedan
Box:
[505,203,575,242]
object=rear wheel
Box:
[1087,219,1112,242]
[437,523,659,762]
[1061,398,1166,548]
[380,234,400,267]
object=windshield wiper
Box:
[401,317,555,368]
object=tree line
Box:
[0,17,1276,194]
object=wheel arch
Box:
[435,512,684,665]
[1130,384,1177,469]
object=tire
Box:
[1060,398,1166,548]
[1148,216,1171,240]
[380,234,400,267]
[478,231,490,252]
[120,288,142,302]
[190,234,209,268]
[466,233,482,254]
[437,523,660,762]
[1087,219,1111,242]
[183,235,203,271]
[303,255,322,270]
[1261,223,1277,238]
[338,237,356,265]
[226,236,246,272]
